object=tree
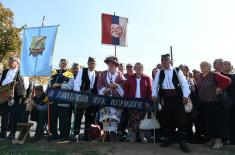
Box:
[0,2,22,61]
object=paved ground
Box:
[1,116,235,155]
[0,139,235,155]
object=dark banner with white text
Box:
[47,88,153,111]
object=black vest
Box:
[80,68,99,94]
[222,73,235,97]
[1,69,26,97]
[158,67,183,98]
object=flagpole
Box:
[114,12,117,57]
[115,45,116,57]
[170,45,173,66]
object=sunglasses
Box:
[126,66,133,68]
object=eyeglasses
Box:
[126,66,133,68]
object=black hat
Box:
[72,63,79,68]
[161,54,171,59]
[88,57,96,62]
[119,63,125,67]
[35,85,44,92]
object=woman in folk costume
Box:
[125,62,152,143]
[97,56,126,141]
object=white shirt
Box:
[135,78,141,98]
[2,68,30,89]
[98,71,124,97]
[61,77,74,90]
[73,68,95,92]
[88,70,95,89]
[152,66,190,98]
[0,63,3,80]
[2,68,18,86]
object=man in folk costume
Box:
[97,56,126,141]
[73,57,99,141]
[48,58,73,141]
[0,56,31,140]
[152,54,191,153]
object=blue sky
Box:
[2,0,235,75]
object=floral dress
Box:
[97,70,126,132]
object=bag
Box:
[139,112,160,130]
[217,91,232,110]
[88,124,101,139]
[0,81,15,104]
[184,98,193,113]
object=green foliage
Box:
[0,2,22,60]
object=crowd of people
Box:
[0,54,234,153]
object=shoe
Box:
[116,131,125,142]
[109,132,116,142]
[160,137,172,147]
[69,134,79,142]
[0,132,7,139]
[128,131,136,143]
[104,132,110,142]
[179,141,191,153]
[78,135,90,141]
[47,135,58,141]
[140,132,149,144]
[212,139,223,149]
[59,137,69,142]
[7,133,15,140]
[141,137,148,144]
[206,139,215,147]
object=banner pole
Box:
[42,16,45,27]
[41,16,52,136]
[40,15,51,135]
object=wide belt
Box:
[162,89,177,97]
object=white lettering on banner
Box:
[93,97,106,105]
[75,94,89,103]
[110,99,143,109]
